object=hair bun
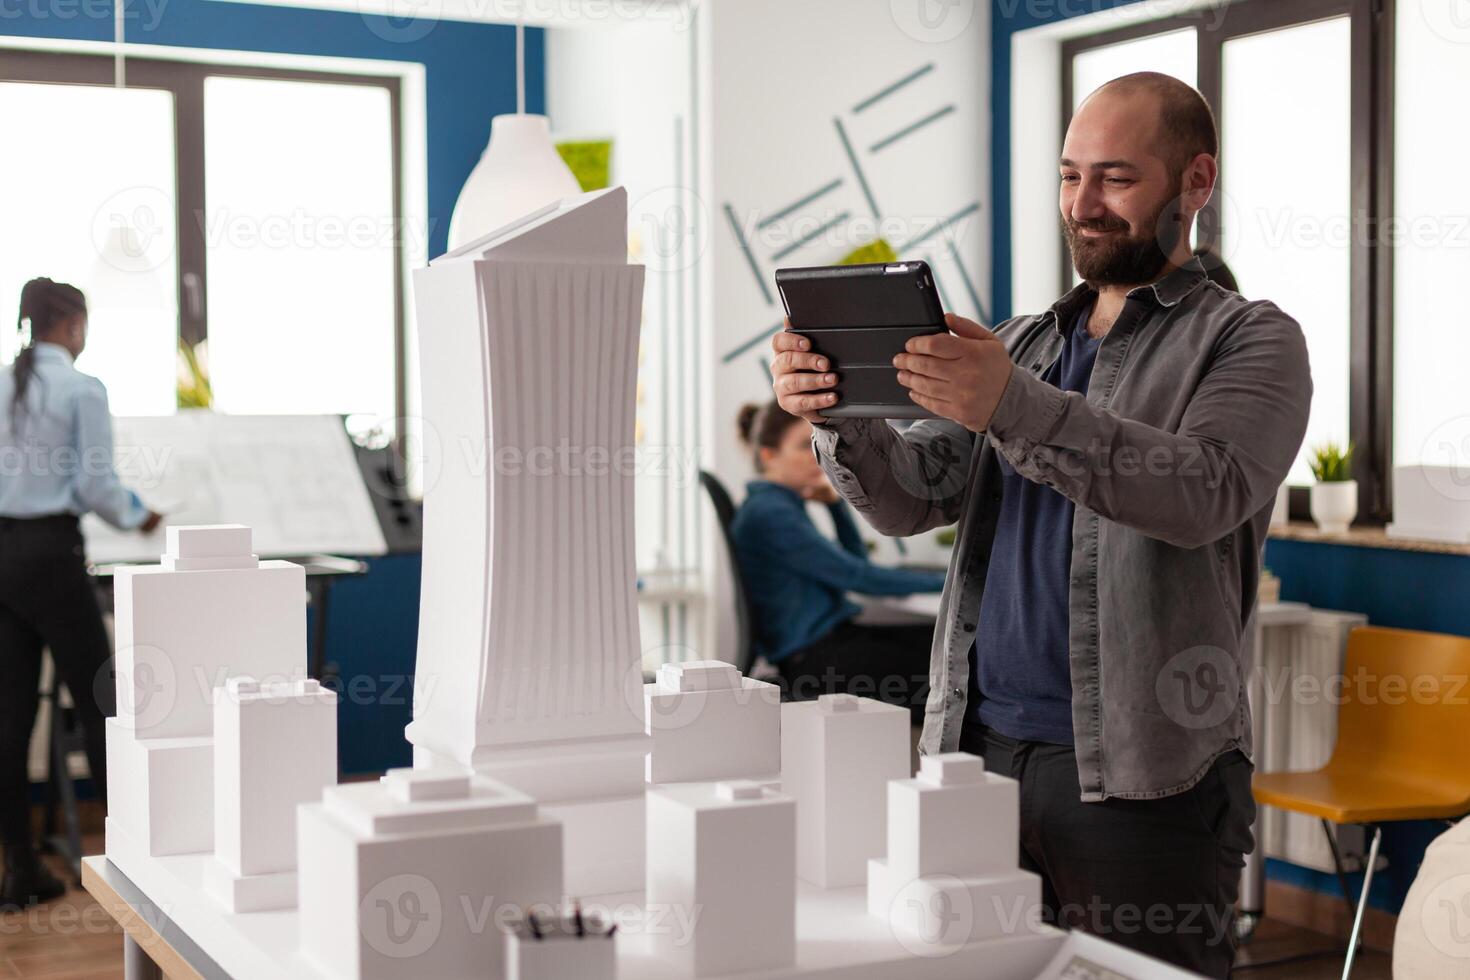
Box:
[737,402,762,443]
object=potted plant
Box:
[1308,441,1356,533]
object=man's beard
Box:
[1063,184,1184,287]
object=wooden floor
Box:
[1236,917,1392,978]
[0,858,125,979]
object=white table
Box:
[93,828,1070,980]
[858,591,943,622]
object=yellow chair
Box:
[1252,625,1470,979]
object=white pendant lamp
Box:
[447,19,580,250]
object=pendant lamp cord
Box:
[114,0,125,88]
[515,15,525,115]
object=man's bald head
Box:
[1085,71,1217,175]
[1060,71,1219,287]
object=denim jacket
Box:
[811,259,1312,800]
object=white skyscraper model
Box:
[107,525,306,861]
[407,187,649,896]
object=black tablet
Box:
[775,261,946,419]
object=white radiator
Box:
[1257,609,1368,873]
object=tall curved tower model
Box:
[407,188,649,894]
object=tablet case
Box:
[775,262,946,419]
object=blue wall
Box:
[307,553,422,774]
[0,0,545,259]
[989,0,1469,914]
[990,0,1136,322]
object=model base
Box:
[867,856,1045,946]
[204,859,298,913]
[417,740,651,897]
[95,833,1066,980]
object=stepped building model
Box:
[99,189,1199,979]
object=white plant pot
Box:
[1310,480,1358,534]
[1270,482,1290,529]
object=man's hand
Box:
[893,313,1014,433]
[139,511,163,534]
[770,321,838,422]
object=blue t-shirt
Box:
[970,303,1100,745]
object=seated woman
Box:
[730,400,944,722]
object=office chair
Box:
[1252,625,1470,979]
[697,470,758,678]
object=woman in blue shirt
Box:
[0,278,160,910]
[730,401,943,721]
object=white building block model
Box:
[163,523,256,569]
[646,780,795,976]
[107,524,309,868]
[408,187,649,895]
[206,677,339,912]
[113,524,307,739]
[298,768,562,980]
[782,694,909,888]
[644,660,781,784]
[503,905,616,980]
[105,718,213,857]
[869,753,1042,948]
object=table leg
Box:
[1239,614,1267,926]
[124,933,163,980]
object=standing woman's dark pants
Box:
[0,515,113,853]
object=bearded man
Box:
[769,71,1312,977]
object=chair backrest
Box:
[1329,625,1470,800]
[698,470,755,676]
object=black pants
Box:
[0,515,113,851]
[960,720,1253,979]
[777,619,931,723]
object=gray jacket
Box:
[811,258,1311,800]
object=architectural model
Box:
[647,779,795,976]
[782,693,910,888]
[869,753,1042,946]
[408,187,649,896]
[107,524,306,859]
[298,768,562,979]
[644,659,781,783]
[99,189,1200,980]
[206,676,338,912]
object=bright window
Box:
[1,52,407,440]
[203,76,397,421]
[0,82,179,416]
[1220,17,1352,485]
[1070,28,1198,111]
[1393,5,1470,470]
